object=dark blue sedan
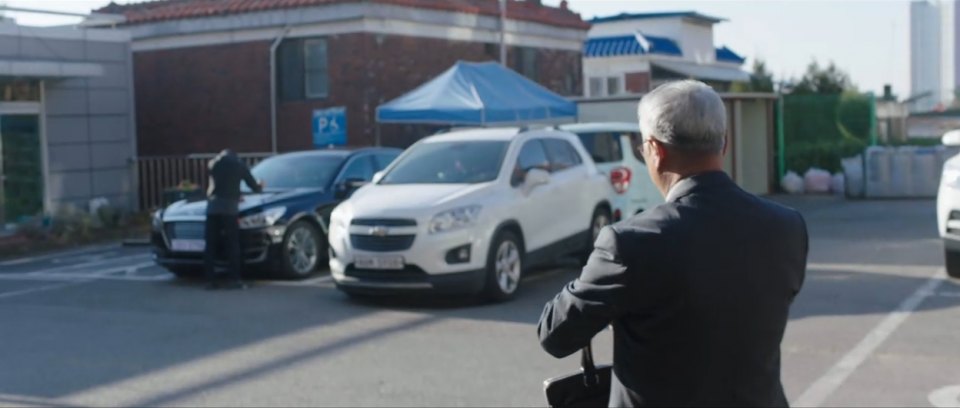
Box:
[151,147,402,279]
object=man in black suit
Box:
[538,80,808,407]
[205,149,262,290]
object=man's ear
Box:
[652,138,668,169]
[722,135,730,156]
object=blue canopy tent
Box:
[376,61,577,126]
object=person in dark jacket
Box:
[204,149,262,290]
[537,80,808,407]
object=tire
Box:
[481,230,523,302]
[580,206,612,263]
[946,249,960,279]
[279,220,324,279]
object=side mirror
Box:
[372,171,385,184]
[944,130,960,147]
[335,178,368,199]
[523,168,550,192]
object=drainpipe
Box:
[499,0,507,65]
[269,25,292,155]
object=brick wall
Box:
[133,41,272,156]
[133,33,582,156]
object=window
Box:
[374,152,400,171]
[277,38,328,101]
[588,77,603,97]
[576,132,623,163]
[512,47,538,81]
[512,140,550,186]
[607,76,622,95]
[542,139,582,172]
[380,141,508,185]
[304,39,329,98]
[0,80,40,101]
[339,156,375,182]
[628,132,646,164]
[248,154,344,190]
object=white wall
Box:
[680,21,715,64]
[583,57,650,96]
[588,18,681,39]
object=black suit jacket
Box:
[206,151,261,215]
[538,171,808,407]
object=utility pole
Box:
[499,0,507,65]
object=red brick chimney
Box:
[560,0,568,10]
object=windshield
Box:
[243,154,345,191]
[380,141,508,184]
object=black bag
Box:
[543,343,612,407]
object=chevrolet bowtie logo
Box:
[369,226,389,237]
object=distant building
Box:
[581,11,749,96]
[0,18,136,225]
[97,0,589,154]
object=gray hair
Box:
[637,80,727,152]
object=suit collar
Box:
[665,171,733,203]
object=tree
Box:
[790,60,853,94]
[749,60,775,92]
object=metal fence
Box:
[137,153,272,210]
[778,93,877,177]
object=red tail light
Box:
[609,167,632,194]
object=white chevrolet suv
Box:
[328,127,613,300]
[937,130,960,279]
[560,122,663,221]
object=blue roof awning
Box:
[584,32,683,58]
[716,46,746,64]
[376,61,576,125]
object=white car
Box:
[560,122,663,221]
[937,130,960,279]
[328,127,614,300]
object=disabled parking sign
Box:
[312,107,347,147]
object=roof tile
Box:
[97,0,589,29]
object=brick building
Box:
[98,0,589,156]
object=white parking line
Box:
[0,261,158,283]
[0,243,120,267]
[0,280,92,300]
[24,254,152,276]
[792,268,947,407]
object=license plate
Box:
[171,239,205,252]
[354,255,404,270]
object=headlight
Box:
[238,207,286,230]
[944,164,960,189]
[152,210,163,229]
[429,205,481,234]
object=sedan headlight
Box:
[944,164,960,189]
[238,207,286,230]
[151,210,163,230]
[429,205,481,234]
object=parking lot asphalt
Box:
[0,195,957,407]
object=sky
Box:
[4,0,911,96]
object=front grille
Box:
[345,264,428,283]
[949,211,960,234]
[165,222,205,240]
[351,234,415,252]
[351,218,417,227]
